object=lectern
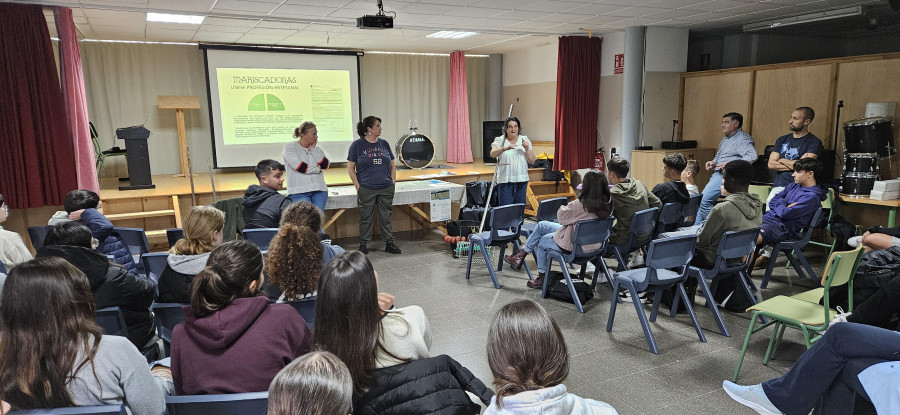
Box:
[116,125,156,190]
[158,96,201,177]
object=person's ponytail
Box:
[189,240,263,317]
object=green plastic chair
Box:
[747,184,771,211]
[732,245,864,382]
[807,188,843,260]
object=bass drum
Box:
[395,133,435,169]
[843,117,895,157]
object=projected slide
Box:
[217,68,353,145]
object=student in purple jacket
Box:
[171,240,312,395]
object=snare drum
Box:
[843,117,895,157]
[843,153,880,174]
[841,172,879,196]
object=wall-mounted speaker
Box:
[482,121,505,163]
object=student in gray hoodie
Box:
[157,206,224,304]
[606,158,662,247]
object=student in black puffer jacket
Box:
[158,206,225,304]
[35,221,157,353]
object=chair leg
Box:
[770,324,787,360]
[796,252,819,286]
[513,240,534,281]
[497,245,506,272]
[678,282,707,343]
[733,311,761,382]
[696,276,730,337]
[480,241,501,289]
[629,284,660,354]
[465,242,475,280]
[560,262,584,314]
[606,281,621,332]
[649,290,663,322]
[614,248,628,272]
[761,246,781,289]
[763,322,781,365]
[671,285,682,317]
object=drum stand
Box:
[479,163,507,233]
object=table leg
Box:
[322,209,346,230]
[889,208,897,228]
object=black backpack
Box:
[547,272,594,305]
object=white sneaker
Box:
[627,251,645,268]
[619,291,649,304]
[722,381,782,415]
[827,306,852,330]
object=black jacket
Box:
[354,355,493,415]
[651,180,690,205]
[36,245,156,348]
[242,185,291,229]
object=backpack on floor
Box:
[547,271,594,305]
[712,274,756,313]
[659,278,698,314]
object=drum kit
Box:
[841,117,896,197]
[395,126,435,169]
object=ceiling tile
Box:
[254,21,310,29]
[198,24,252,33]
[202,17,261,27]
[574,15,626,25]
[146,21,201,30]
[645,8,710,19]
[212,0,280,14]
[148,0,216,12]
[532,12,592,23]
[681,0,753,11]
[645,0,713,7]
[468,0,538,9]
[602,6,669,17]
[399,3,457,14]
[491,10,554,20]
[503,19,569,30]
[273,4,339,17]
[443,7,507,18]
[194,33,243,42]
[147,28,197,39]
[285,0,357,6]
[518,1,586,13]
[564,3,631,15]
[246,27,298,36]
[84,9,146,21]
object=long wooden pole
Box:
[175,108,190,177]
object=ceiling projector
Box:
[357,0,394,29]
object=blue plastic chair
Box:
[167,228,184,248]
[607,207,659,272]
[675,228,761,337]
[166,391,268,415]
[152,302,186,357]
[606,235,707,354]
[678,194,702,227]
[242,228,278,253]
[465,204,533,289]
[10,405,127,414]
[287,296,316,331]
[114,227,150,275]
[96,306,129,338]
[0,260,5,274]
[27,225,52,251]
[760,207,824,289]
[519,197,569,238]
[141,252,168,287]
[542,218,613,313]
[654,202,684,238]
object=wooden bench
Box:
[526,180,575,217]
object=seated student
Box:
[0,257,165,415]
[651,153,690,205]
[36,222,158,354]
[157,206,224,304]
[606,157,662,248]
[485,300,618,415]
[724,322,896,415]
[171,240,312,395]
[267,351,353,415]
[502,171,613,289]
[243,159,292,229]
[265,202,344,302]
[54,189,137,274]
[849,225,900,252]
[0,193,32,268]
[753,158,828,269]
[682,160,701,196]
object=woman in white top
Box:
[313,250,431,395]
[489,117,536,206]
[485,300,617,415]
[284,121,330,212]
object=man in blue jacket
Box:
[61,189,138,274]
[754,157,827,267]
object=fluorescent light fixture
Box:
[426,31,477,39]
[742,6,863,32]
[147,12,205,25]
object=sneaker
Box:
[619,291,649,304]
[826,306,852,331]
[359,244,369,254]
[385,242,402,254]
[753,255,770,270]
[722,381,783,415]
[627,251,644,268]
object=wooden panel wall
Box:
[751,64,836,153]
[680,72,752,149]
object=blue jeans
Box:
[289,190,328,212]
[523,221,562,274]
[695,171,722,224]
[762,323,900,415]
[497,182,527,206]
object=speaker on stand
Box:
[482,121,505,163]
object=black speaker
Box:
[483,121,505,163]
[661,140,697,149]
[890,0,899,12]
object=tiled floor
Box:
[336,230,831,414]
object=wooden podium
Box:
[158,96,201,177]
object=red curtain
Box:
[446,51,473,163]
[554,36,602,171]
[0,3,77,209]
[55,7,99,193]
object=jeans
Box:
[523,221,562,274]
[762,323,900,415]
[289,190,328,212]
[497,181,528,206]
[695,171,722,224]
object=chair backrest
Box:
[567,218,613,261]
[0,260,5,274]
[96,307,129,338]
[141,252,169,285]
[27,225,52,251]
[486,204,526,243]
[166,392,268,415]
[640,235,697,289]
[242,228,278,252]
[113,227,150,257]
[288,296,316,331]
[9,405,127,414]
[796,207,824,244]
[748,185,771,207]
[707,228,760,276]
[679,194,702,226]
[620,207,659,252]
[816,189,835,229]
[153,303,186,343]
[655,202,683,235]
[820,246,865,316]
[535,197,569,223]
[167,228,184,248]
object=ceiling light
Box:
[427,31,477,39]
[147,12,205,25]
[742,6,863,32]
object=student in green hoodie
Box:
[606,157,662,248]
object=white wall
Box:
[598,31,625,156]
[502,42,558,86]
[646,27,689,72]
[502,41,559,141]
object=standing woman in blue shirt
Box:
[348,116,401,255]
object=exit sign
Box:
[614,54,624,74]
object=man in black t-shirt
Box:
[652,153,690,206]
[766,106,823,206]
